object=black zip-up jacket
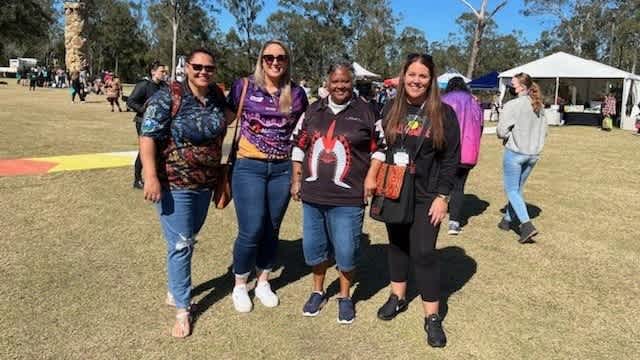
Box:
[127,79,167,122]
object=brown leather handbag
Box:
[213,78,248,209]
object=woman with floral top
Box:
[227,40,308,313]
[140,48,233,338]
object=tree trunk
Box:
[609,22,616,65]
[246,29,252,74]
[172,20,178,81]
[466,20,485,79]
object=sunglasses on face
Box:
[189,63,216,73]
[262,54,288,65]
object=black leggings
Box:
[449,167,471,223]
[134,121,142,182]
[386,199,440,302]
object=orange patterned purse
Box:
[374,163,407,200]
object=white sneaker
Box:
[254,281,279,308]
[232,285,253,313]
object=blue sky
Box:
[217,0,555,43]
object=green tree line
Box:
[1,0,638,86]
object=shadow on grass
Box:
[499,203,543,223]
[190,236,476,324]
[437,246,477,319]
[459,194,490,227]
[189,238,311,326]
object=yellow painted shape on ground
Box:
[32,152,135,173]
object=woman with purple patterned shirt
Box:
[227,40,309,313]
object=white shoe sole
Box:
[303,310,320,317]
[256,296,279,308]
[337,318,354,325]
[233,301,253,313]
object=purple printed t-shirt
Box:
[228,76,308,160]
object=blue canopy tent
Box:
[468,71,499,91]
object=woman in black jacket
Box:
[126,61,168,189]
[375,54,460,348]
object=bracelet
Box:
[436,194,449,203]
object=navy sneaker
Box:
[302,292,327,317]
[337,297,355,325]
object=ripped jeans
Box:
[156,189,212,309]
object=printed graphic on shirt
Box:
[398,113,431,138]
[305,120,352,189]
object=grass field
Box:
[1,80,639,359]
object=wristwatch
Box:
[436,194,450,203]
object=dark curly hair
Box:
[444,76,469,93]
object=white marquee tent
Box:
[353,62,381,80]
[499,52,640,130]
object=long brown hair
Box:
[515,72,544,115]
[385,54,445,150]
[253,40,292,114]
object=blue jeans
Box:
[232,159,292,276]
[302,202,365,272]
[502,148,539,223]
[155,189,212,309]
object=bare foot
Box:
[171,310,191,338]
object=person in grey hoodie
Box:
[497,72,547,244]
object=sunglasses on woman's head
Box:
[406,53,433,62]
[262,54,288,65]
[189,63,216,73]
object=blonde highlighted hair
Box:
[515,72,544,115]
[253,40,292,114]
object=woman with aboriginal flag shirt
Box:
[290,62,386,325]
[376,53,460,348]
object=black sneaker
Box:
[497,218,511,231]
[337,297,355,325]
[302,292,327,317]
[132,180,144,190]
[424,314,447,348]
[519,221,538,244]
[377,294,408,321]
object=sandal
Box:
[171,310,191,339]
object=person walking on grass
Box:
[290,61,386,325]
[375,54,460,348]
[70,71,85,103]
[28,68,37,91]
[497,72,547,244]
[140,48,234,338]
[127,61,168,189]
[441,77,483,235]
[104,75,123,112]
[227,40,308,313]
